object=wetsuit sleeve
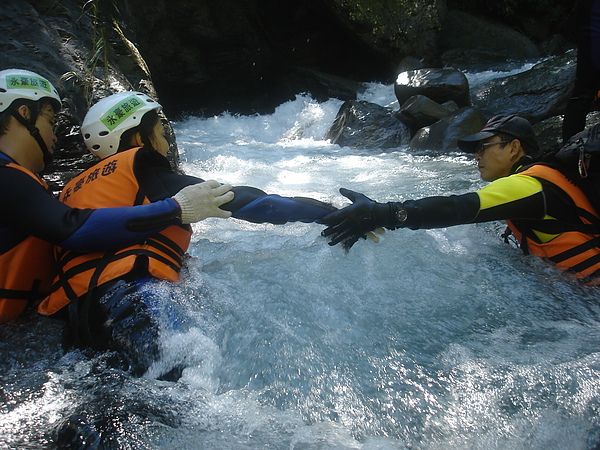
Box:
[133,149,336,224]
[401,174,546,229]
[223,186,337,224]
[134,148,206,198]
[473,174,546,222]
[59,199,181,251]
[0,167,181,253]
[140,172,336,224]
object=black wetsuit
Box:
[398,158,584,238]
[563,0,600,142]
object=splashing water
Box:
[2,78,600,449]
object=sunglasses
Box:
[475,140,510,153]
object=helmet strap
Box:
[10,104,53,168]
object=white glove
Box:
[366,227,385,243]
[172,180,234,224]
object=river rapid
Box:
[2,64,600,449]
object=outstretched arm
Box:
[0,166,234,254]
[0,167,184,253]
[134,149,336,225]
[223,186,336,224]
[322,175,546,249]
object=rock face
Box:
[0,0,164,191]
[0,0,578,180]
[111,0,447,116]
[408,107,485,153]
[470,51,577,123]
[439,10,541,66]
[1,0,448,189]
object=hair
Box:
[117,109,161,153]
[0,99,49,136]
[0,109,13,136]
[496,131,537,156]
[495,132,513,145]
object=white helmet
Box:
[81,91,162,159]
[0,69,62,112]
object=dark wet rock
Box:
[396,94,458,132]
[408,107,485,153]
[539,34,574,57]
[470,50,577,123]
[107,0,447,117]
[55,416,102,449]
[534,116,565,154]
[535,111,600,154]
[439,10,540,66]
[394,68,470,108]
[324,100,411,149]
[396,56,428,74]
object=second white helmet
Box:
[81,91,162,159]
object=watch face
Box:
[396,209,408,222]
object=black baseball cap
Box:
[457,115,539,155]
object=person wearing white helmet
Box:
[0,68,62,171]
[0,69,234,323]
[42,90,337,379]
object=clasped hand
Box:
[173,180,235,224]
[321,188,388,250]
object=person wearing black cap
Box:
[322,114,600,285]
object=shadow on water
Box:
[0,315,189,449]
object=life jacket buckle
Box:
[578,138,591,178]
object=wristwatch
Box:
[388,202,407,228]
[395,208,408,224]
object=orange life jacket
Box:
[0,161,56,320]
[38,148,191,316]
[507,164,600,284]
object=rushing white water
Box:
[3,75,600,450]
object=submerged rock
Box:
[396,94,458,132]
[324,100,411,149]
[408,107,485,153]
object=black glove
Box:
[321,188,402,249]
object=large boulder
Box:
[394,68,470,108]
[470,51,577,123]
[408,107,485,152]
[324,100,412,149]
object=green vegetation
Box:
[61,0,114,106]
